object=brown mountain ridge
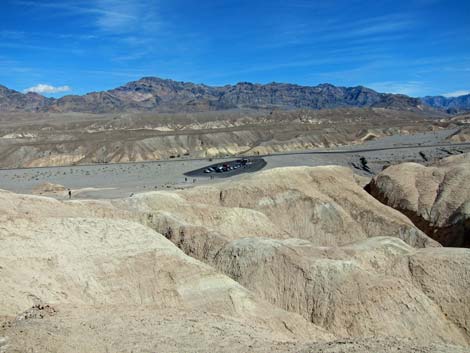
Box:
[0,77,435,114]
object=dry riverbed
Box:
[0,128,469,199]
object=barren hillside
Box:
[2,164,469,352]
[0,108,448,168]
[368,152,470,247]
[0,78,437,113]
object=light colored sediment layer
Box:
[368,152,470,246]
[121,165,437,250]
[0,199,330,351]
[0,108,439,168]
[213,236,470,345]
[1,164,469,352]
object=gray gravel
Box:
[0,128,469,199]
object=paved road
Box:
[255,141,470,158]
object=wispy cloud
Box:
[94,0,147,33]
[442,90,470,97]
[367,81,426,96]
[0,30,26,40]
[23,84,72,94]
[17,0,160,34]
[262,13,415,50]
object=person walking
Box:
[68,189,72,200]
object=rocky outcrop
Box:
[0,162,469,351]
[0,191,330,352]
[367,153,470,247]
[213,236,470,346]
[123,166,438,257]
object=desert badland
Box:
[1,0,470,351]
[0,77,470,353]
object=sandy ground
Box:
[0,128,469,199]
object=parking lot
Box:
[184,158,267,178]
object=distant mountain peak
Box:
[421,94,470,114]
[0,78,467,114]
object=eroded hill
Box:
[0,108,449,168]
[368,153,470,247]
[1,164,469,352]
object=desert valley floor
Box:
[1,128,470,199]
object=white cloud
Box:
[23,84,71,94]
[442,90,470,97]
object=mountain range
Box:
[0,77,469,114]
[421,94,470,114]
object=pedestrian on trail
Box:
[68,189,72,200]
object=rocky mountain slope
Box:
[0,85,52,112]
[1,164,469,352]
[367,153,470,247]
[422,94,470,114]
[0,78,433,113]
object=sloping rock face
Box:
[0,85,51,112]
[121,166,437,260]
[367,153,470,247]
[106,166,470,348]
[0,191,330,352]
[1,165,469,352]
[213,236,470,346]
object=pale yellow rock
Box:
[1,165,469,352]
[368,153,470,246]
[0,198,331,352]
[121,166,437,259]
[213,236,470,346]
[31,182,66,195]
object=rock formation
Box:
[1,164,469,352]
[213,236,470,346]
[0,190,330,352]
[122,166,438,256]
[368,153,470,247]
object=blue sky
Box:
[0,0,469,97]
